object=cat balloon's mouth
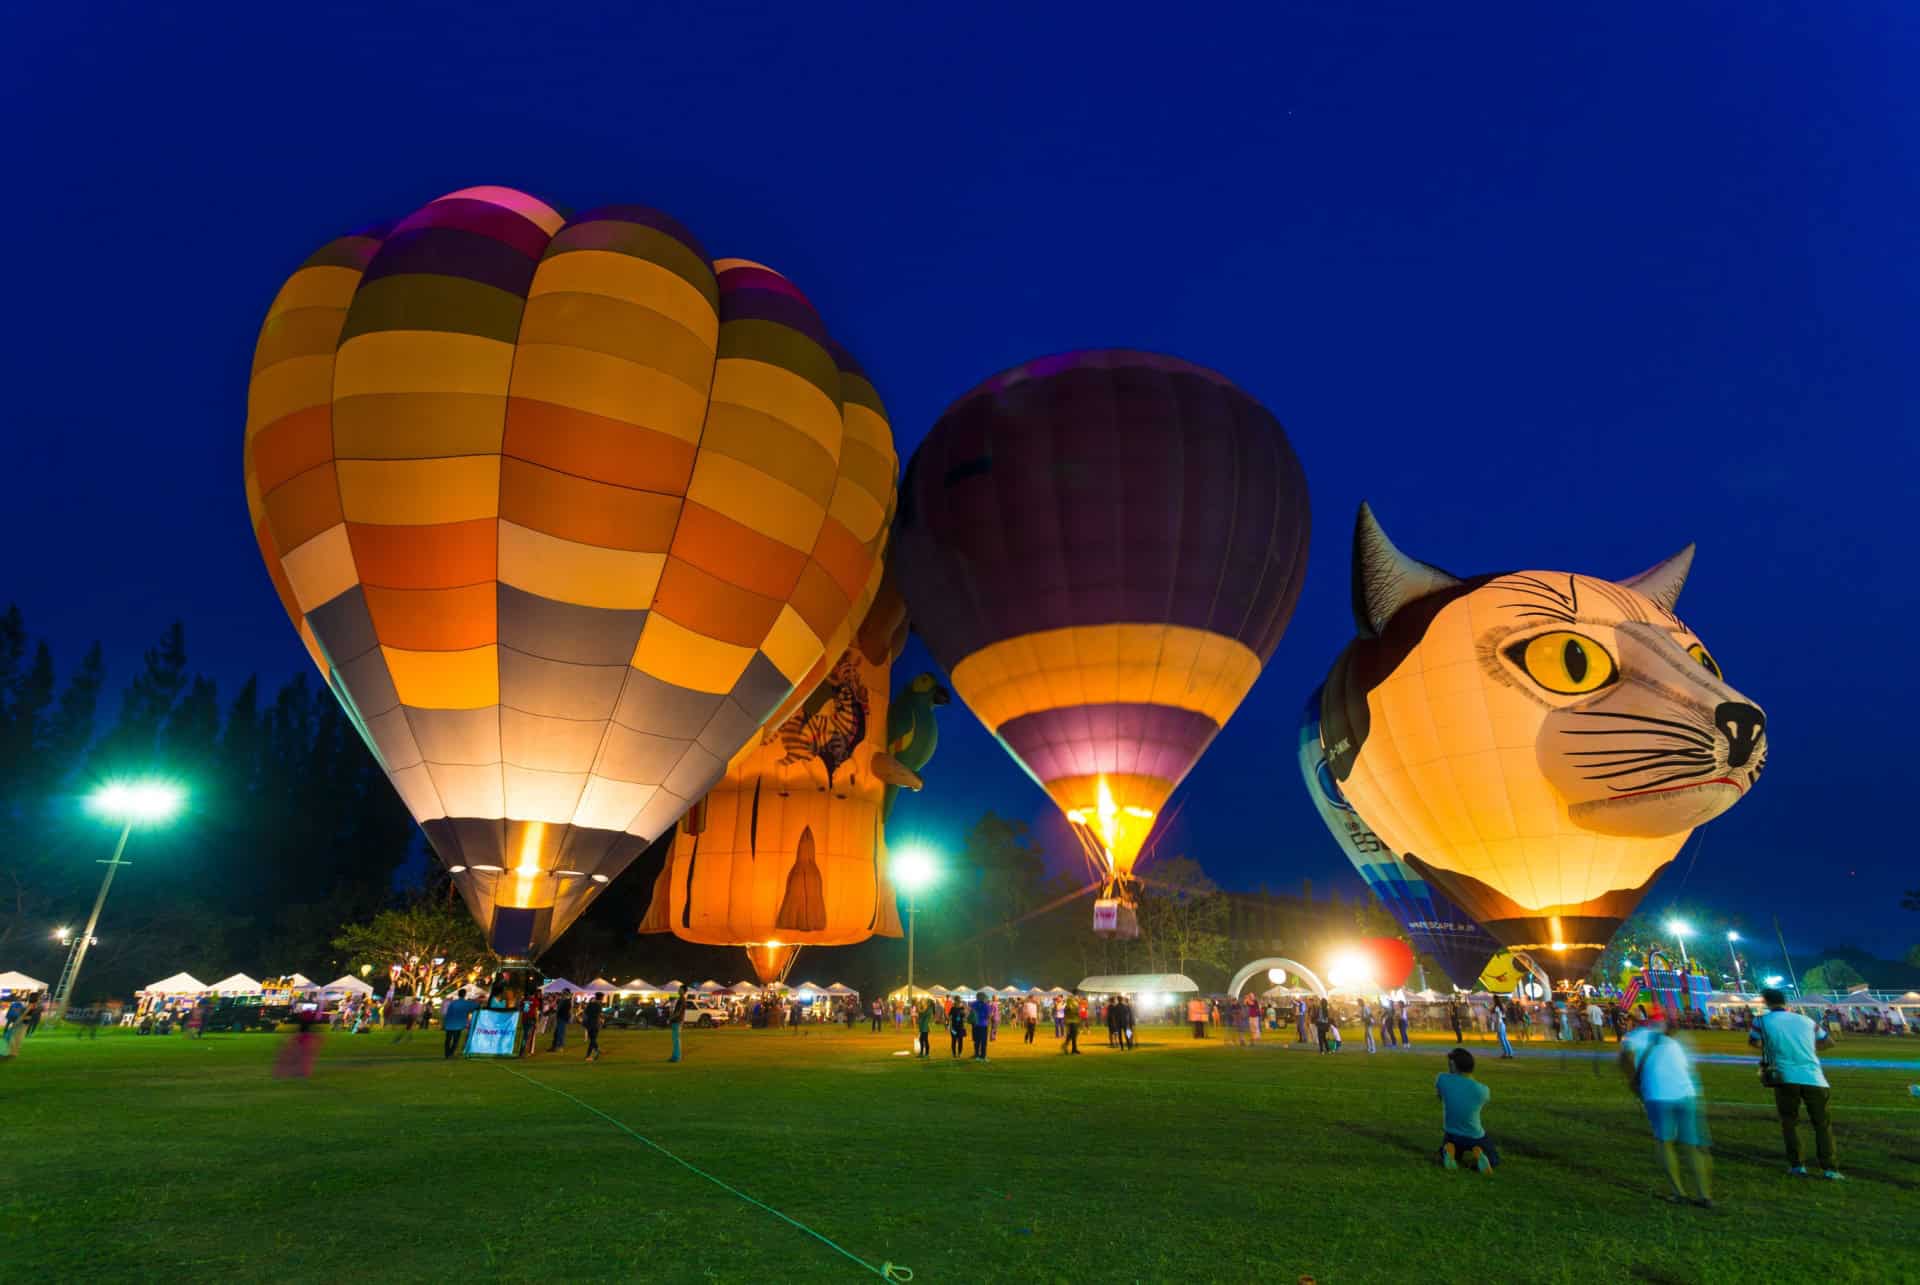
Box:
[1568,776,1744,836]
[1610,775,1743,802]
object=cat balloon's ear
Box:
[1351,503,1462,638]
[1619,544,1694,614]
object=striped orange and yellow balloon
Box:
[243,186,896,958]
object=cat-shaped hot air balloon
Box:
[1320,505,1766,982]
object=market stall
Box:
[0,970,47,996]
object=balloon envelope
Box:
[894,350,1309,887]
[1357,937,1416,991]
[1297,688,1498,989]
[640,590,909,974]
[1321,507,1766,981]
[244,187,896,957]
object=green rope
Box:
[504,1067,911,1280]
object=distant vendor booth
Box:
[1076,974,1198,1022]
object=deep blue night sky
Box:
[5,4,1915,957]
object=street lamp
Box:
[51,781,185,1018]
[1665,919,1692,972]
[1726,930,1746,992]
[891,845,939,1003]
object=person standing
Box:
[969,991,992,1061]
[1360,998,1377,1054]
[988,997,999,1044]
[913,998,932,1058]
[668,985,688,1063]
[1062,995,1083,1054]
[1447,998,1465,1045]
[1314,996,1332,1054]
[549,993,573,1052]
[441,990,475,1059]
[1022,996,1039,1044]
[23,996,45,1038]
[582,994,604,1062]
[1586,998,1607,1044]
[1115,995,1135,1051]
[1750,988,1842,1179]
[948,997,968,1058]
[1494,1000,1515,1060]
[1187,996,1207,1039]
[3,994,28,1057]
[1397,999,1411,1049]
[1621,1014,1712,1206]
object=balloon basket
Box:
[1092,897,1139,939]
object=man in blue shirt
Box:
[969,992,992,1061]
[1435,1047,1496,1173]
[441,991,476,1059]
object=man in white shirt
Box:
[1621,1013,1712,1207]
[1749,987,1841,1179]
[1586,999,1607,1043]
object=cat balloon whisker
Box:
[1584,759,1716,782]
[1602,767,1723,793]
[1567,709,1716,736]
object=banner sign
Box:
[464,1008,520,1058]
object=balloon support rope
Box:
[503,1067,912,1280]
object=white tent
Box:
[618,978,657,994]
[794,980,824,993]
[286,973,319,991]
[927,985,951,997]
[322,974,376,996]
[541,978,583,994]
[0,970,48,992]
[208,973,263,996]
[584,977,617,994]
[1076,973,1200,996]
[696,979,725,993]
[730,980,760,994]
[142,972,208,995]
[824,982,857,996]
[1048,986,1070,996]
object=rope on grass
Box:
[503,1066,911,1280]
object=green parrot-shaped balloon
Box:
[881,672,950,821]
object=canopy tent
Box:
[794,980,824,993]
[662,980,685,992]
[141,972,208,995]
[1048,986,1070,995]
[541,979,583,995]
[286,973,319,991]
[824,982,857,996]
[0,970,48,992]
[207,973,263,995]
[695,980,726,993]
[322,975,376,996]
[583,978,616,994]
[617,979,657,994]
[1075,973,1200,996]
[926,985,951,997]
[1028,986,1049,995]
[730,981,759,994]
[886,985,938,1002]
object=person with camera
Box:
[1750,987,1842,1180]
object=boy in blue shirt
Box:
[1435,1047,1497,1173]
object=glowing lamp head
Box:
[1266,968,1287,986]
[891,846,938,894]
[1666,920,1691,938]
[90,781,184,823]
[1764,974,1783,987]
[1726,930,1740,943]
[1325,948,1377,991]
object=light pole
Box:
[52,782,184,1018]
[891,846,938,1003]
[1665,919,1692,973]
[1726,930,1746,992]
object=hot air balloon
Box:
[639,588,913,982]
[894,351,1310,935]
[244,187,896,960]
[1297,688,1499,989]
[1320,505,1766,984]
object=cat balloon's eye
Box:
[1687,643,1722,680]
[1506,631,1618,696]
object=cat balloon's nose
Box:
[1714,702,1765,769]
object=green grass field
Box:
[2,1021,1916,1283]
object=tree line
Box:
[1,607,416,1001]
